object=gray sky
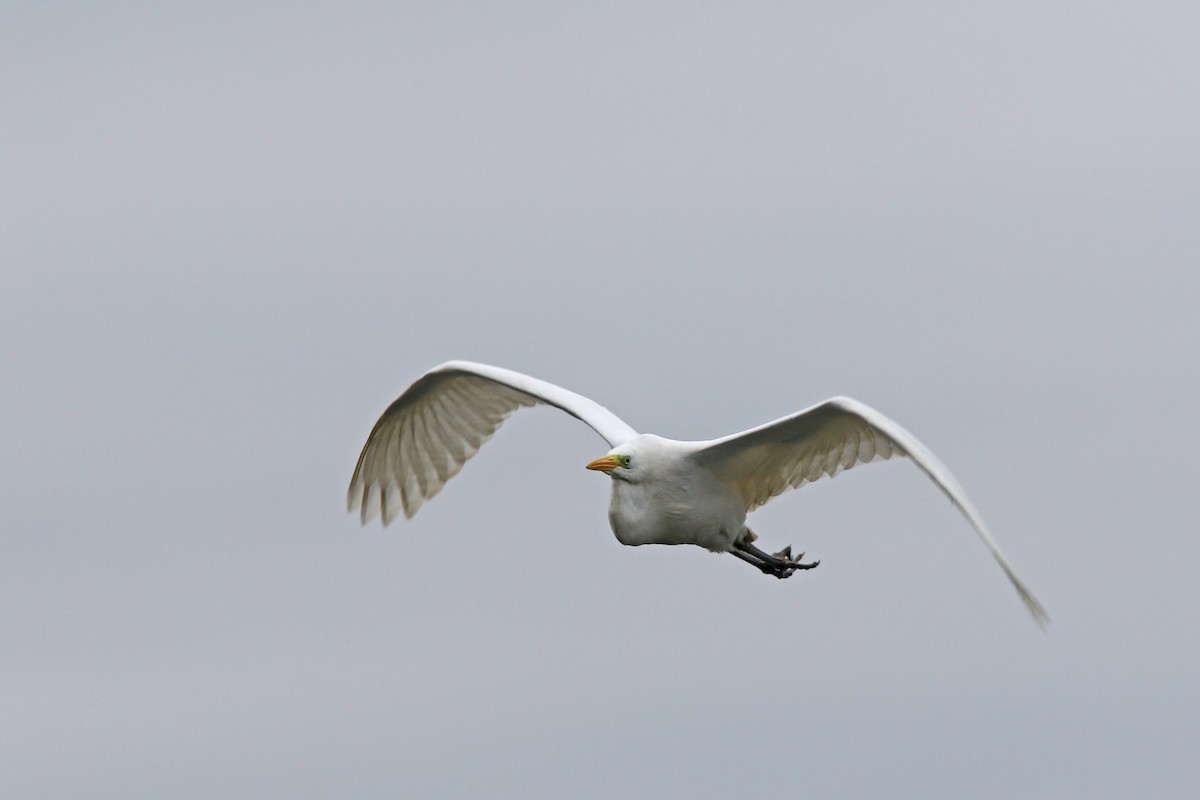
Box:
[4,3,1198,797]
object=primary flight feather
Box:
[349,360,1046,626]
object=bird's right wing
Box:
[348,361,638,525]
[692,397,1047,626]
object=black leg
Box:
[732,537,820,579]
[729,546,775,575]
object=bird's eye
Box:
[619,455,631,468]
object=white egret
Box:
[348,361,1046,625]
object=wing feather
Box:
[694,403,893,510]
[692,397,1047,626]
[348,361,638,524]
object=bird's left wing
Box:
[348,361,638,525]
[691,397,1047,625]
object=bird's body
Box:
[602,435,744,551]
[349,360,1047,625]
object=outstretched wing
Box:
[692,397,1047,625]
[348,361,638,525]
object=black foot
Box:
[771,544,820,576]
[732,540,820,580]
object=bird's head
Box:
[586,437,666,483]
[585,450,634,480]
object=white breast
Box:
[606,460,746,552]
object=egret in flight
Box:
[348,361,1046,625]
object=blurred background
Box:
[4,3,1197,797]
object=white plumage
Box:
[349,360,1046,626]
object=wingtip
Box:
[346,479,364,515]
[1015,581,1050,630]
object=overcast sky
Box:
[4,3,1198,798]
